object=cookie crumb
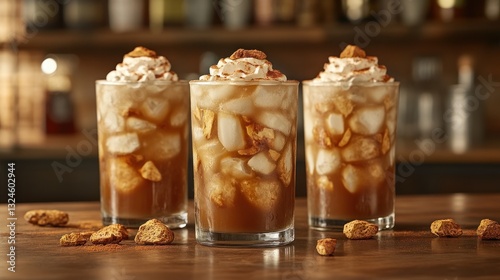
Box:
[477,219,500,240]
[340,45,366,59]
[140,161,162,182]
[90,224,129,245]
[230,49,267,60]
[316,238,337,256]
[60,232,90,247]
[134,219,174,245]
[430,219,463,237]
[343,220,378,239]
[24,210,69,226]
[125,46,157,58]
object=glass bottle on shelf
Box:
[412,56,444,140]
[42,55,75,135]
[149,0,185,30]
[254,0,274,26]
[447,55,484,153]
[485,0,500,20]
[433,0,466,22]
[63,0,107,30]
[22,0,64,31]
[274,0,296,24]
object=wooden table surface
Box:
[2,194,500,280]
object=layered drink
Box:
[190,49,298,246]
[303,45,399,230]
[96,47,188,228]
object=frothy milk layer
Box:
[199,49,287,82]
[106,47,178,82]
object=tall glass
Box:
[190,80,298,246]
[95,80,189,228]
[303,81,400,230]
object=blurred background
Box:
[0,0,499,202]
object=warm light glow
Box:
[41,58,57,75]
[437,0,456,9]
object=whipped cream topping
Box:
[106,47,178,82]
[199,49,286,82]
[313,45,393,83]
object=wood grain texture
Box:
[2,195,500,280]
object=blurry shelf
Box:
[396,137,500,164]
[16,19,500,51]
[0,134,98,160]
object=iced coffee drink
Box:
[96,47,188,228]
[190,49,298,246]
[303,45,399,230]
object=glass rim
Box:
[302,80,400,86]
[189,80,299,86]
[95,79,189,85]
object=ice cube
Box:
[247,152,276,175]
[368,86,389,103]
[342,137,380,162]
[99,87,133,116]
[108,157,144,194]
[170,106,188,127]
[326,112,344,135]
[221,96,254,116]
[196,139,226,174]
[141,97,170,122]
[349,106,385,135]
[269,131,286,152]
[315,148,341,175]
[341,165,361,193]
[256,111,292,136]
[278,143,293,186]
[240,179,281,211]
[253,86,283,108]
[367,162,385,185]
[102,112,125,133]
[139,160,162,182]
[106,133,140,155]
[220,157,253,179]
[193,84,237,110]
[217,112,246,151]
[126,117,156,133]
[342,163,386,194]
[208,174,236,207]
[143,132,181,160]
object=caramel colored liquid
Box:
[303,83,399,221]
[190,82,297,233]
[96,82,189,221]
